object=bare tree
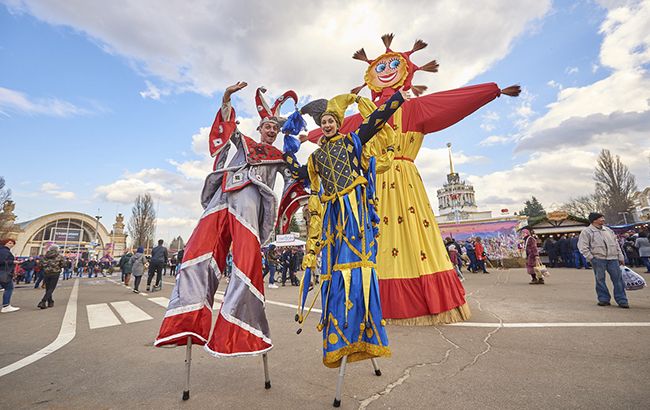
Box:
[560,194,602,220]
[594,149,638,223]
[127,193,156,252]
[0,177,13,238]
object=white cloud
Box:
[139,80,170,100]
[547,80,563,90]
[40,182,76,200]
[565,66,579,75]
[0,86,90,117]
[479,135,511,146]
[4,0,551,111]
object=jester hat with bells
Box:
[255,86,299,130]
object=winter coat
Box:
[151,245,168,264]
[130,252,147,277]
[0,245,15,276]
[578,225,624,261]
[41,249,65,276]
[524,235,539,267]
[21,259,35,271]
[635,237,650,258]
[119,253,134,274]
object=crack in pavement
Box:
[357,327,459,409]
[456,310,503,374]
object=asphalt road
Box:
[0,267,649,410]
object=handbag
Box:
[621,266,646,290]
[533,262,550,279]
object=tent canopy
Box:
[271,233,305,247]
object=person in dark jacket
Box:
[38,245,65,309]
[557,235,571,267]
[21,257,36,284]
[1,238,20,313]
[570,233,587,269]
[147,239,168,291]
[119,250,134,286]
[543,236,559,267]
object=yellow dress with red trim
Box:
[307,83,512,324]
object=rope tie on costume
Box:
[394,156,414,162]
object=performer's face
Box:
[259,121,279,144]
[366,52,408,90]
[320,114,338,138]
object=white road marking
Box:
[165,281,650,329]
[449,322,650,328]
[148,297,170,308]
[87,303,121,329]
[110,301,153,324]
[0,279,80,378]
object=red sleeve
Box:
[402,82,502,134]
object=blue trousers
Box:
[591,258,628,305]
[1,279,14,306]
[573,250,587,268]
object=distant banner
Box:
[440,220,523,259]
[53,228,81,243]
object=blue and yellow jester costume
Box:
[297,90,404,368]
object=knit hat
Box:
[588,212,604,224]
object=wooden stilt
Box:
[333,355,348,407]
[182,337,192,401]
[370,358,382,376]
[263,353,271,389]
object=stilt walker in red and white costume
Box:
[155,81,299,360]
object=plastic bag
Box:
[534,263,550,279]
[621,266,646,290]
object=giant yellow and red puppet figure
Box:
[304,34,520,325]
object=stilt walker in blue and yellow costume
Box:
[295,89,406,371]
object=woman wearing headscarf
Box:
[523,229,542,285]
[130,247,147,294]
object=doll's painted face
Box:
[365,52,408,91]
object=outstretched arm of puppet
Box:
[302,157,323,270]
[356,90,406,145]
[406,82,520,134]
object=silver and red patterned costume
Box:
[155,91,295,357]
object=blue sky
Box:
[1,0,649,240]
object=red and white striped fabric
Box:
[154,198,272,357]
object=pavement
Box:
[0,267,649,410]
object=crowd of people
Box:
[116,240,184,294]
[262,245,304,289]
[443,236,490,275]
[0,239,67,312]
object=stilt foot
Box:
[182,390,190,401]
[375,369,382,376]
[333,398,341,407]
[265,381,271,389]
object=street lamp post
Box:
[94,212,102,257]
